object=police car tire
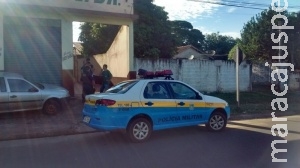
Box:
[127,118,152,143]
[206,111,227,131]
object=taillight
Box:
[95,99,116,106]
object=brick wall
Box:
[135,59,251,92]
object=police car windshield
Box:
[105,81,137,94]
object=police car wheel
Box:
[206,111,227,131]
[127,118,152,143]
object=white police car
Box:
[82,71,230,142]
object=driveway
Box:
[0,97,96,141]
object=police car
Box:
[82,70,230,142]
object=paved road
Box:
[0,115,299,168]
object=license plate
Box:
[83,116,91,123]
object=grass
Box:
[207,85,300,114]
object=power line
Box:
[187,0,300,10]
[187,0,266,10]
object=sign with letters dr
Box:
[0,0,133,14]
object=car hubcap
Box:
[210,115,224,130]
[133,122,149,140]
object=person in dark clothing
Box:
[81,58,95,103]
[100,64,112,93]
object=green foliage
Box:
[240,8,300,68]
[79,23,120,56]
[78,0,239,60]
[204,32,237,55]
[286,12,300,69]
[134,0,176,58]
[228,44,238,60]
[170,20,205,50]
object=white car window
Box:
[170,82,198,99]
[144,82,170,99]
[0,77,6,92]
[106,81,137,94]
[8,79,35,92]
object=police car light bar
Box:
[138,69,174,80]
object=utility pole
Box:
[236,46,240,108]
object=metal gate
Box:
[3,16,62,85]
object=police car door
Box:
[168,82,207,124]
[141,81,179,129]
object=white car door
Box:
[7,78,42,112]
[0,77,9,113]
[168,82,208,124]
[140,81,179,128]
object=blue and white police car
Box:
[82,70,230,142]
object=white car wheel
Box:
[206,112,227,131]
[127,118,152,143]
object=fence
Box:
[135,59,251,92]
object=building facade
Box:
[0,0,135,96]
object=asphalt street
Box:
[0,115,299,168]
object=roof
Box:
[174,45,209,60]
[177,45,203,54]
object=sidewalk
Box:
[0,97,97,141]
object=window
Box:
[105,81,137,94]
[8,79,36,92]
[144,82,170,99]
[169,82,200,100]
[0,77,7,92]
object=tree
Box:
[228,44,238,60]
[286,12,300,69]
[134,0,176,59]
[239,7,291,62]
[79,23,120,57]
[204,32,237,55]
[170,20,205,50]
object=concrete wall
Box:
[252,63,271,84]
[288,72,300,91]
[252,63,300,91]
[135,59,251,92]
[94,25,130,77]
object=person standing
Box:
[100,64,112,92]
[80,58,95,103]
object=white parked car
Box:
[0,72,70,115]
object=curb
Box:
[230,111,299,120]
[1,111,298,142]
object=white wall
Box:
[288,72,300,90]
[61,19,73,70]
[135,59,251,92]
[94,25,130,77]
